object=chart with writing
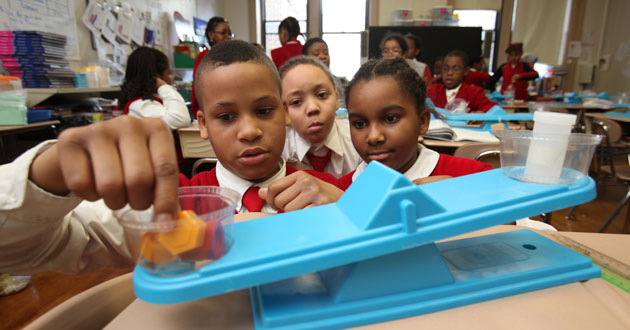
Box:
[0,0,80,59]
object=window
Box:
[321,0,367,81]
[263,0,308,54]
[453,10,498,71]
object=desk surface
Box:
[98,226,629,330]
[502,104,620,111]
[585,112,630,124]
[0,120,60,134]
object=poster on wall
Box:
[82,0,106,35]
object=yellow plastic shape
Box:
[157,210,207,255]
[140,233,176,264]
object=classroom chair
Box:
[191,157,218,176]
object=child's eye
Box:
[351,120,368,129]
[289,99,302,106]
[256,107,273,116]
[217,113,235,121]
[317,92,329,99]
[384,114,399,124]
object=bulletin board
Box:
[0,0,81,59]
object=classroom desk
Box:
[585,111,630,124]
[16,226,629,330]
[421,138,470,155]
[502,104,619,133]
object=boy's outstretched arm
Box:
[29,116,180,221]
[0,117,180,274]
[259,172,344,212]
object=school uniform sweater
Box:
[464,69,491,88]
[427,82,497,112]
[486,61,538,101]
[123,84,190,130]
[271,39,303,69]
[338,145,492,190]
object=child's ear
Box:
[335,90,340,109]
[283,101,291,126]
[417,110,431,135]
[196,110,209,140]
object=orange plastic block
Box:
[157,210,207,255]
[140,233,176,264]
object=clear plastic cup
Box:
[496,130,602,185]
[119,186,239,276]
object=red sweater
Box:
[486,61,538,101]
[271,39,303,69]
[337,154,493,190]
[464,69,491,88]
[427,82,497,112]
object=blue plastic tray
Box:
[134,162,597,305]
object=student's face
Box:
[208,22,232,45]
[306,42,330,67]
[382,40,403,59]
[197,62,289,182]
[507,51,522,65]
[278,28,289,45]
[282,64,339,145]
[405,38,420,59]
[433,59,443,77]
[348,77,430,174]
[442,55,469,90]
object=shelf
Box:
[26,87,121,108]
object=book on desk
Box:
[424,119,499,142]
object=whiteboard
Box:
[0,0,80,59]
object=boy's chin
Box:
[234,164,281,183]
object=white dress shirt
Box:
[127,84,191,130]
[283,118,362,178]
[215,159,286,214]
[351,144,440,183]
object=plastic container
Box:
[120,186,239,276]
[0,76,27,125]
[496,130,601,185]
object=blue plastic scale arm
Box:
[134,162,596,304]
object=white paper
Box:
[131,13,145,46]
[102,10,117,44]
[116,13,133,44]
[568,41,582,58]
[81,0,105,34]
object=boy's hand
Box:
[28,116,180,221]
[511,74,521,82]
[259,172,343,212]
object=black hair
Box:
[445,49,470,68]
[469,55,483,67]
[120,47,169,108]
[194,40,280,110]
[302,37,327,55]
[506,43,524,54]
[380,33,408,57]
[279,16,301,39]
[205,16,227,46]
[279,55,336,88]
[404,33,423,60]
[345,57,426,115]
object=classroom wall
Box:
[591,0,630,94]
[375,0,501,25]
[512,0,568,65]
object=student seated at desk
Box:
[280,56,361,178]
[485,43,539,102]
[0,41,343,275]
[427,50,498,113]
[464,56,491,88]
[119,47,190,130]
[338,58,493,190]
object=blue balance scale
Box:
[134,162,600,329]
[432,105,534,132]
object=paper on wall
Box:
[102,10,117,44]
[116,12,133,44]
[131,13,145,46]
[82,0,105,34]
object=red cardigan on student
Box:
[486,61,538,102]
[464,69,491,88]
[271,39,302,69]
[427,82,497,112]
[337,154,493,190]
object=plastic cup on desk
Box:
[119,186,239,276]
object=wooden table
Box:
[0,266,132,330]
